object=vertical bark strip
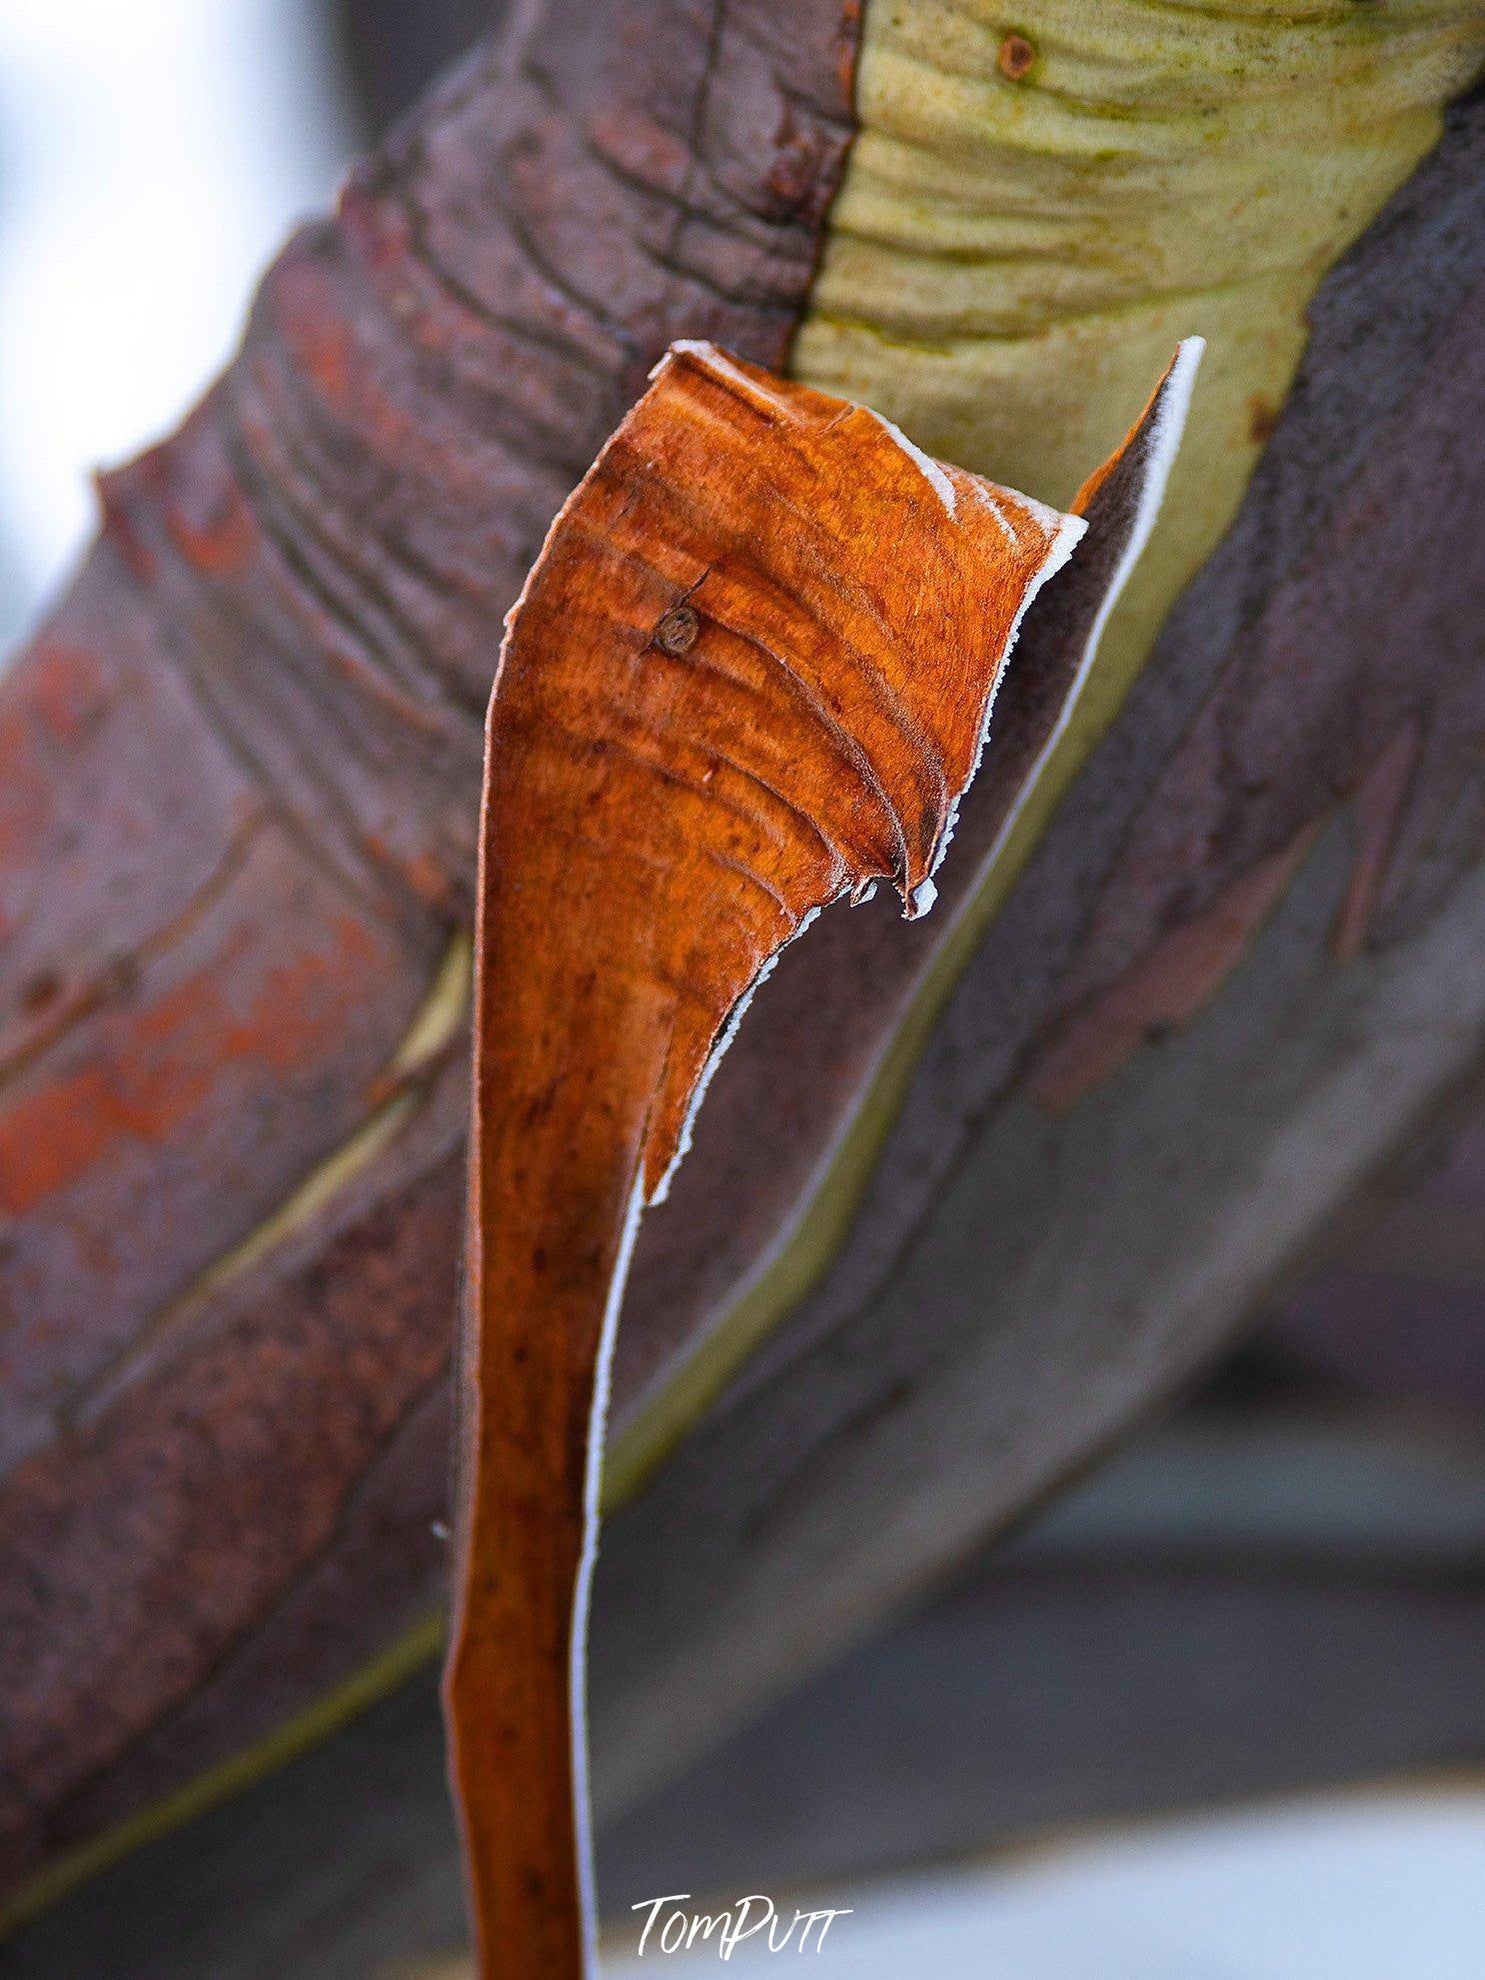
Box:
[445,343,1087,1974]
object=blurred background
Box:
[0,3,1482,1975]
[0,0,495,650]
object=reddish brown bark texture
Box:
[0,1,862,1900]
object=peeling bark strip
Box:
[445,338,1203,1975]
[446,341,1087,1976]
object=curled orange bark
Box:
[444,339,1198,1974]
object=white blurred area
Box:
[610,1790,1485,1978]
[0,0,351,645]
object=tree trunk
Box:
[1,0,1482,1923]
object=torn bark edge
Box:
[444,338,1201,1976]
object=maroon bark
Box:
[0,0,862,1902]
